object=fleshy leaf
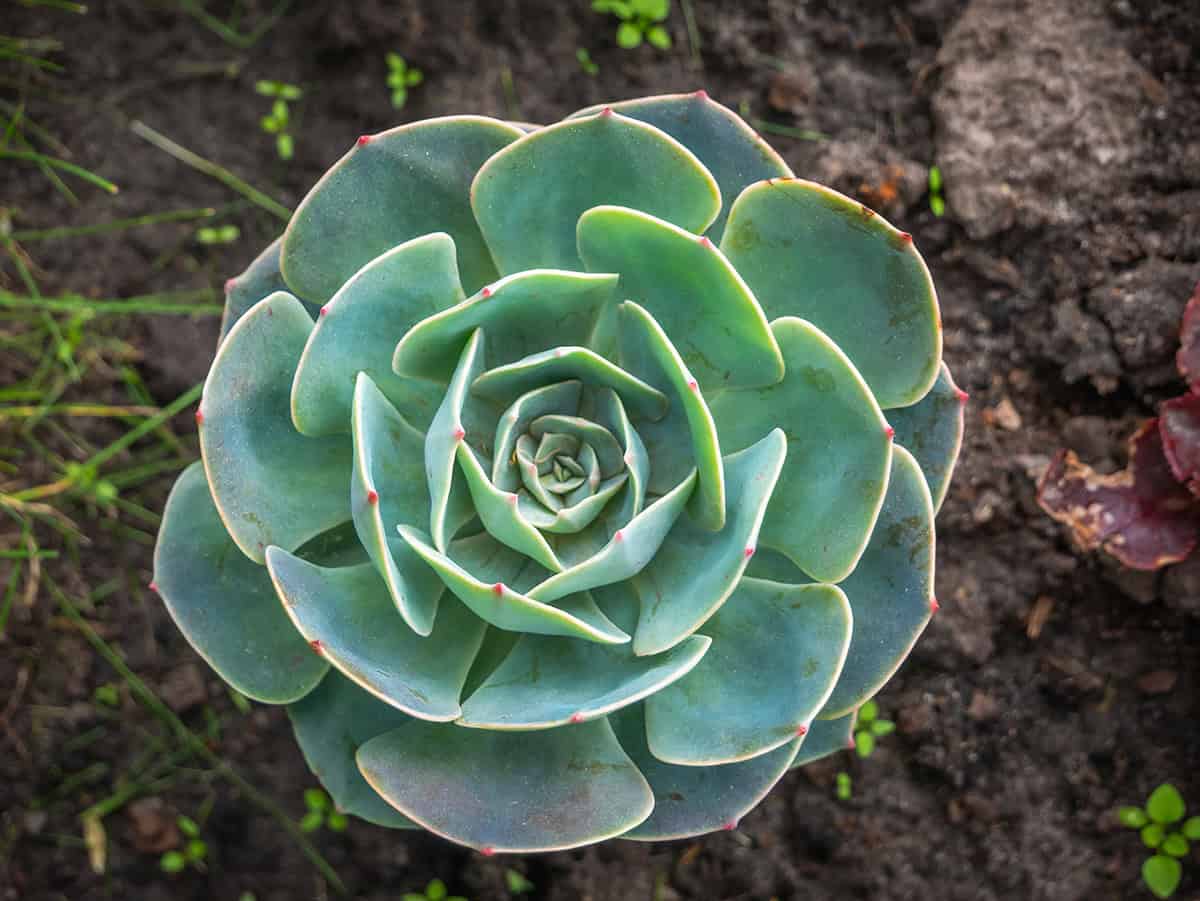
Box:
[611,705,799,841]
[518,474,628,534]
[153,463,327,703]
[721,179,941,408]
[472,110,721,273]
[1038,421,1199,570]
[578,206,782,392]
[592,388,649,521]
[357,717,653,853]
[200,292,353,562]
[281,116,523,301]
[821,446,934,717]
[1159,393,1200,495]
[632,429,786,656]
[220,237,319,343]
[527,471,696,603]
[472,345,668,422]
[1142,855,1182,900]
[492,381,582,490]
[459,616,710,730]
[292,234,465,435]
[790,713,856,769]
[618,301,724,530]
[889,361,966,512]
[644,579,851,765]
[288,671,416,828]
[709,317,892,583]
[1176,281,1200,391]
[392,270,618,382]
[267,548,484,721]
[1147,784,1187,825]
[397,526,630,644]
[426,329,484,552]
[568,92,792,242]
[456,442,563,572]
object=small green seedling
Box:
[255,80,302,161]
[298,787,347,834]
[928,165,946,217]
[505,868,535,895]
[160,816,208,873]
[1118,784,1200,898]
[402,878,467,901]
[835,771,852,801]
[195,224,240,246]
[592,0,672,50]
[386,53,424,109]
[576,47,599,76]
[853,700,895,758]
[92,683,119,708]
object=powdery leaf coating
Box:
[155,93,958,853]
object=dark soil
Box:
[2,1,1199,899]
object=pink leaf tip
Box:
[600,106,613,117]
[195,410,205,426]
[223,278,236,293]
[687,379,699,392]
[492,582,505,597]
[956,388,970,404]
[480,846,496,857]
[148,581,158,592]
[309,639,324,655]
[356,134,372,146]
[694,89,709,100]
[796,723,808,736]
[885,425,895,439]
[699,236,713,248]
[722,819,738,831]
[743,545,755,559]
[929,596,940,613]
[613,530,624,543]
[453,426,466,441]
[481,286,493,298]
[366,489,379,505]
[847,736,857,749]
[569,713,585,724]
[319,305,329,317]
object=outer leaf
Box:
[393,270,618,382]
[426,329,485,552]
[526,471,696,602]
[199,292,353,562]
[790,713,855,769]
[821,445,934,716]
[619,301,724,530]
[471,110,721,273]
[1142,855,1181,899]
[632,429,786,656]
[292,234,465,435]
[568,92,792,242]
[287,672,416,828]
[1148,784,1187,825]
[281,116,523,300]
[472,345,667,422]
[721,178,941,408]
[644,579,851,765]
[351,374,449,635]
[709,317,892,583]
[1038,421,1199,570]
[397,526,630,644]
[889,361,966,512]
[220,237,320,343]
[266,549,484,721]
[357,717,653,852]
[153,463,327,703]
[612,705,799,841]
[577,205,783,391]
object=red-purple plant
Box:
[1039,282,1200,569]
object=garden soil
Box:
[2,1,1198,899]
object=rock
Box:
[159,663,207,713]
[966,690,999,721]
[983,398,1021,431]
[933,0,1147,240]
[807,136,928,219]
[127,797,179,854]
[1136,670,1178,695]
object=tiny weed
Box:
[928,165,946,217]
[403,877,468,901]
[386,53,424,109]
[853,700,895,758]
[592,0,672,50]
[835,771,852,801]
[299,787,348,834]
[576,47,599,76]
[255,79,302,161]
[1118,784,1199,898]
[160,815,208,873]
[195,224,240,245]
[505,868,535,894]
[92,682,120,708]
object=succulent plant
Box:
[1040,281,1200,570]
[153,92,963,853]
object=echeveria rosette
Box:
[152,93,964,853]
